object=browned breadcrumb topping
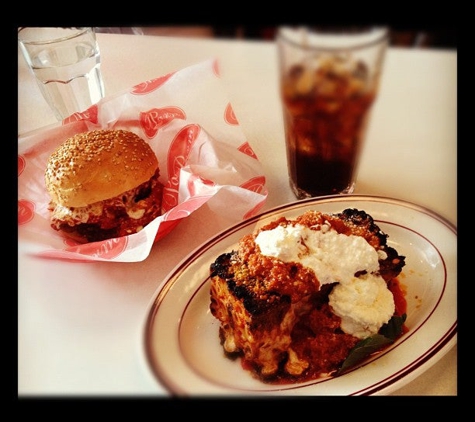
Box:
[233,210,383,304]
[236,231,319,304]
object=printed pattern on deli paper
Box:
[18,59,268,262]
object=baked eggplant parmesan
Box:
[209,209,406,383]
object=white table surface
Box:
[18,33,457,396]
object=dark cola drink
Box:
[282,56,377,198]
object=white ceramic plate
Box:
[144,195,457,396]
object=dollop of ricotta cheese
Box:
[328,274,395,339]
[255,223,380,285]
[254,223,395,339]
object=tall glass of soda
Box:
[277,26,388,198]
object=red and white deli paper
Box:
[18,59,268,262]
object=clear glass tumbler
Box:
[18,27,105,121]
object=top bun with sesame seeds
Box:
[44,129,164,243]
[45,129,159,208]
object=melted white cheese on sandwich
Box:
[49,184,146,227]
[52,202,103,223]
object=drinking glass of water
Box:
[18,27,105,121]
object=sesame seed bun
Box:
[45,129,159,208]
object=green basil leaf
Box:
[337,334,393,375]
[379,313,407,340]
[336,313,407,375]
